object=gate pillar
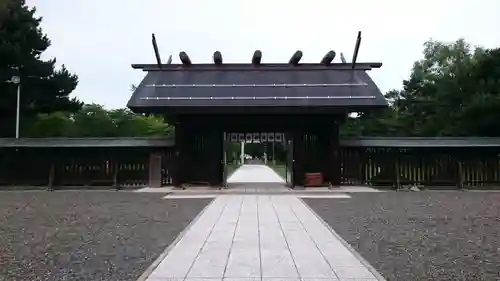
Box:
[329,121,341,186]
[292,130,305,187]
[148,151,163,188]
[172,122,185,187]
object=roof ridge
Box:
[131,62,382,72]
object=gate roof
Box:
[126,32,388,115]
[127,63,387,112]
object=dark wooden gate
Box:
[285,134,294,186]
[173,117,223,187]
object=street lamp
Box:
[6,75,21,138]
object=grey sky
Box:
[27,0,500,109]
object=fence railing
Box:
[340,147,500,189]
[0,147,174,189]
[1,137,499,190]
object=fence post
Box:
[394,151,401,190]
[47,162,55,191]
[457,158,464,190]
[148,152,163,188]
[113,161,120,190]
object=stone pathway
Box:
[135,165,382,195]
[227,164,285,183]
[144,195,383,281]
[139,165,384,280]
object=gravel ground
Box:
[304,192,500,281]
[0,191,212,281]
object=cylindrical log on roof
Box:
[320,50,336,65]
[179,51,191,65]
[252,50,262,65]
[213,51,223,64]
[289,50,303,65]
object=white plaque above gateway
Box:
[228,132,284,143]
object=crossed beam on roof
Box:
[150,31,363,69]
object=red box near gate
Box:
[305,172,323,187]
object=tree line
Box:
[27,104,173,137]
[0,1,170,138]
[341,40,500,137]
[2,1,500,138]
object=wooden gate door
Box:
[222,132,229,188]
[285,134,294,187]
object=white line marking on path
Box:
[297,194,351,198]
[163,194,218,199]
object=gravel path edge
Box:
[298,197,387,281]
[135,198,215,281]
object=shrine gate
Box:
[127,32,388,188]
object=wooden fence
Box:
[1,137,499,190]
[339,138,500,189]
[0,138,175,189]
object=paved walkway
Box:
[227,164,285,183]
[145,195,383,281]
[135,164,381,195]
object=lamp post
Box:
[6,74,21,138]
[11,76,21,139]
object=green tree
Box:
[72,104,117,137]
[141,115,174,137]
[108,108,173,137]
[0,0,82,137]
[342,39,500,137]
[24,104,175,137]
[341,90,403,137]
[27,111,75,137]
[453,47,500,136]
[394,39,481,136]
[395,39,500,136]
